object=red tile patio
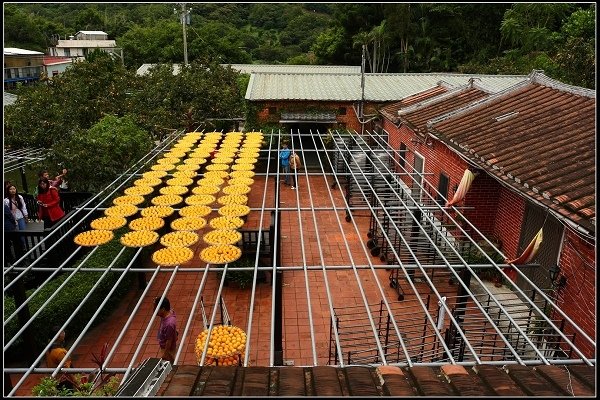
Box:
[9,173,457,396]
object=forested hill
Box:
[3,3,595,88]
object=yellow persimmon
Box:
[74,229,114,247]
[120,230,159,247]
[152,247,194,266]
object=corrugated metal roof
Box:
[55,39,117,48]
[76,30,108,35]
[280,111,337,123]
[137,63,182,76]
[428,71,596,232]
[4,92,18,106]
[4,48,44,56]
[223,64,361,74]
[156,364,596,396]
[137,64,359,76]
[245,72,527,101]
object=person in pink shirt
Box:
[154,297,178,363]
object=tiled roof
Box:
[43,55,72,65]
[428,71,596,232]
[380,84,450,121]
[396,86,490,135]
[223,64,361,74]
[245,72,527,101]
[157,364,596,396]
[379,82,490,135]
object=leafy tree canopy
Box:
[4,52,137,148]
[47,115,153,193]
[4,3,594,88]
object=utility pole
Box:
[175,3,191,65]
[360,44,366,135]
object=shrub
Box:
[220,256,265,289]
[3,228,136,359]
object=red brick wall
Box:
[385,118,541,257]
[461,174,501,241]
[254,100,362,131]
[554,229,596,358]
[385,116,596,359]
[385,119,501,239]
[492,188,526,259]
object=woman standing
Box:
[289,151,301,190]
[36,178,65,228]
[4,184,28,231]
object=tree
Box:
[47,115,153,193]
[280,12,331,53]
[187,21,253,64]
[3,5,47,51]
[117,22,181,68]
[4,53,138,149]
[354,21,392,73]
[384,4,413,72]
[74,7,104,31]
[248,3,301,30]
[312,26,345,64]
[500,3,574,53]
[553,5,595,88]
[128,60,245,136]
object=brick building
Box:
[380,71,596,357]
[244,71,526,166]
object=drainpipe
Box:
[360,44,366,135]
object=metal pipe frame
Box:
[3,128,594,396]
[3,147,48,173]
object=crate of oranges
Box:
[194,325,246,366]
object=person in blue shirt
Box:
[279,142,291,185]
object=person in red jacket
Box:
[36,178,65,228]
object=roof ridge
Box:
[530,70,595,98]
[398,83,488,117]
[426,71,595,128]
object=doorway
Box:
[285,123,334,168]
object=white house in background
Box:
[48,30,123,62]
[43,56,73,77]
[4,47,45,89]
[74,30,109,40]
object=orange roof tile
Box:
[429,72,595,232]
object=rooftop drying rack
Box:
[3,147,48,173]
[3,128,595,397]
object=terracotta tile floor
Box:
[9,173,458,395]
